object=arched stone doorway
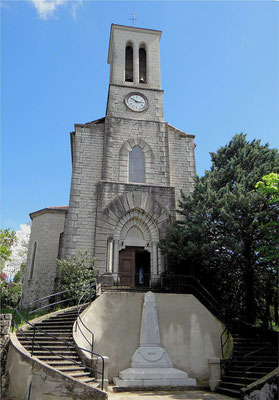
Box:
[113,208,160,286]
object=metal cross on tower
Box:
[130,12,137,26]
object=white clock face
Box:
[126,93,147,112]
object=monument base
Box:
[113,367,196,387]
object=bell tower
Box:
[106,24,164,122]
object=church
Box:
[21,24,196,307]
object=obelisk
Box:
[114,291,196,387]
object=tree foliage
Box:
[160,134,279,326]
[0,229,16,266]
[256,173,279,201]
[1,281,22,308]
[57,251,97,303]
[255,173,279,264]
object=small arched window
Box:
[129,146,145,183]
[139,46,147,83]
[29,241,37,280]
[125,44,133,82]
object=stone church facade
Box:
[21,25,196,307]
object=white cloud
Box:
[4,223,31,280]
[71,0,83,19]
[30,0,68,20]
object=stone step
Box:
[233,340,273,346]
[66,371,92,378]
[215,386,241,398]
[24,347,75,353]
[221,375,257,384]
[233,358,278,364]
[30,349,77,355]
[76,376,96,384]
[233,348,276,355]
[58,366,87,372]
[17,332,73,337]
[18,339,74,345]
[219,381,244,391]
[228,365,274,373]
[36,355,79,361]
[48,360,81,367]
[23,342,74,347]
[226,370,265,379]
[24,329,73,335]
[230,357,277,365]
[33,324,74,329]
[35,319,75,324]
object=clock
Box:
[125,93,148,112]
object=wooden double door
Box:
[119,247,150,287]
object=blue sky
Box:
[1,0,279,231]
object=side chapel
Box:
[21,24,196,307]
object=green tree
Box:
[160,134,279,325]
[0,229,16,268]
[255,173,279,327]
[255,173,279,262]
[57,251,97,304]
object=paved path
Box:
[108,389,234,400]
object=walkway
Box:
[108,389,234,400]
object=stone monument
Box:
[113,291,197,387]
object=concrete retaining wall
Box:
[74,292,225,382]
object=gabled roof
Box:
[29,206,68,220]
[167,123,195,138]
[74,117,105,129]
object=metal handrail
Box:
[75,282,97,353]
[28,289,73,305]
[14,307,105,390]
[75,272,108,354]
[27,286,88,317]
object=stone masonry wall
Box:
[63,121,105,256]
[1,314,12,397]
[21,211,66,308]
[103,117,169,185]
[167,124,196,208]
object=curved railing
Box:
[75,280,99,354]
[14,286,105,390]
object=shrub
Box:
[57,251,97,304]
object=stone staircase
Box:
[216,333,278,398]
[16,306,101,388]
